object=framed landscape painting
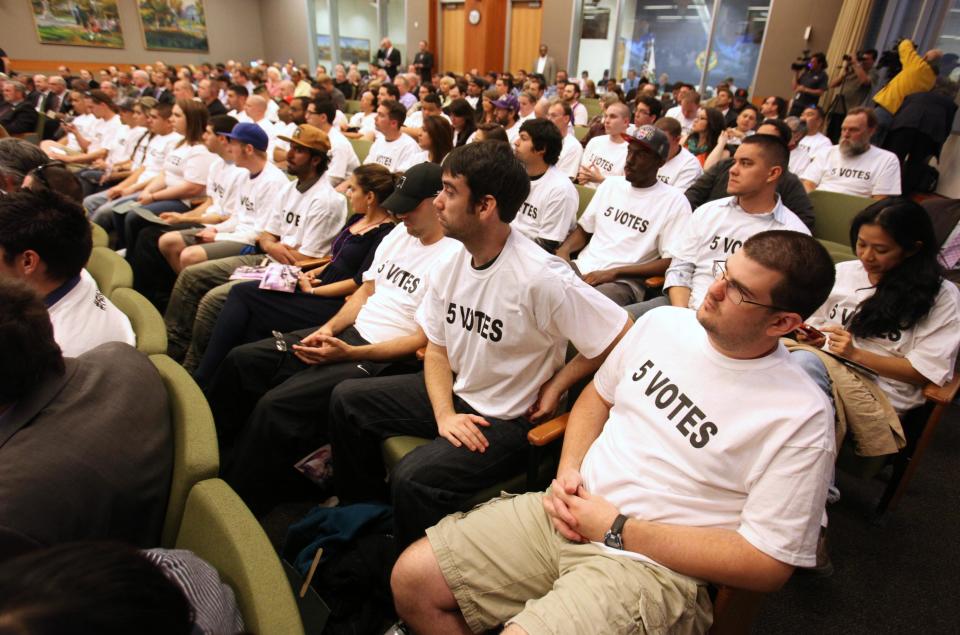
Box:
[137,0,209,52]
[30,0,125,49]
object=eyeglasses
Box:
[711,260,792,312]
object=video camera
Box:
[791,50,812,72]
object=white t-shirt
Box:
[271,121,298,157]
[205,156,247,218]
[789,144,816,176]
[807,260,960,412]
[363,133,422,173]
[511,166,578,244]
[583,307,834,568]
[49,271,136,358]
[162,143,218,205]
[657,147,703,190]
[575,178,691,275]
[415,230,628,419]
[580,135,629,189]
[103,123,133,165]
[90,115,125,159]
[355,226,461,344]
[664,196,811,310]
[213,162,290,245]
[505,121,521,146]
[64,113,98,151]
[571,102,589,126]
[403,111,451,129]
[801,145,902,197]
[349,111,376,135]
[228,109,253,124]
[799,132,832,158]
[665,106,697,136]
[138,132,183,183]
[557,133,584,180]
[263,175,348,258]
[118,126,149,169]
[327,128,360,184]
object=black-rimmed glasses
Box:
[711,260,793,312]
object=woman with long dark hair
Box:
[683,107,725,164]
[194,164,396,385]
[417,114,454,164]
[798,198,960,413]
[446,98,477,147]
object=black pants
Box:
[884,128,940,195]
[328,372,532,549]
[193,280,345,387]
[205,326,418,514]
[131,222,202,310]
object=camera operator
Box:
[871,39,943,146]
[789,52,828,117]
[826,50,877,140]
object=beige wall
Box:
[752,0,845,99]
[260,0,312,66]
[1,0,264,71]
[541,0,574,75]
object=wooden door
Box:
[441,4,466,75]
[509,2,543,75]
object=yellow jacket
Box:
[873,40,937,114]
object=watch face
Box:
[603,531,623,550]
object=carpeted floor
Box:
[755,404,960,633]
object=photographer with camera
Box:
[789,52,829,117]
[871,39,942,145]
[826,50,878,141]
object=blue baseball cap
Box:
[221,122,269,152]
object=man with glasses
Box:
[203,162,460,513]
[625,134,810,318]
[392,230,837,634]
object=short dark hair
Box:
[740,133,789,174]
[382,100,407,127]
[151,101,173,119]
[654,116,681,140]
[476,123,508,143]
[0,190,92,282]
[0,278,64,403]
[444,140,530,223]
[209,114,238,135]
[757,118,792,145]
[551,99,574,121]
[0,542,193,635]
[766,95,788,117]
[24,162,83,203]
[422,92,442,108]
[227,83,248,98]
[742,231,836,319]
[566,81,581,97]
[312,98,337,124]
[635,95,662,119]
[380,82,400,100]
[802,105,825,120]
[519,118,563,165]
[0,138,49,187]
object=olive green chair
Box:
[349,137,373,163]
[573,125,590,141]
[113,288,167,355]
[575,184,595,219]
[808,190,874,260]
[345,99,361,114]
[175,479,304,635]
[91,221,109,248]
[86,246,133,296]
[581,97,602,120]
[150,354,220,548]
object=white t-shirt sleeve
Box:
[298,194,349,258]
[871,152,902,196]
[904,284,960,386]
[183,149,218,185]
[738,441,833,567]
[414,267,448,347]
[592,316,642,404]
[801,151,825,185]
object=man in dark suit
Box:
[0,277,172,562]
[376,37,402,80]
[42,75,71,117]
[0,80,39,135]
[533,44,557,86]
[28,74,51,112]
[413,40,435,85]
[199,78,227,117]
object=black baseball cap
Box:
[382,162,443,215]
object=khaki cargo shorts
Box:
[425,491,713,634]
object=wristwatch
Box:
[603,513,628,550]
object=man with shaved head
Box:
[578,101,631,188]
[173,79,195,102]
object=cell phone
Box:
[795,323,824,340]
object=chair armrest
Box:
[294,256,332,271]
[923,373,960,405]
[528,413,569,447]
[644,276,665,288]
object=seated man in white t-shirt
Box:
[392,230,837,635]
[364,100,423,173]
[798,106,832,158]
[305,99,359,190]
[493,95,522,145]
[654,116,703,189]
[665,90,701,137]
[578,102,630,188]
[328,141,631,549]
[627,134,810,319]
[801,107,901,199]
[204,163,460,512]
[559,125,691,306]
[0,190,134,357]
[511,118,578,253]
[547,100,583,180]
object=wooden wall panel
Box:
[509,3,543,75]
[463,0,508,73]
[441,4,466,75]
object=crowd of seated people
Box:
[1,44,959,634]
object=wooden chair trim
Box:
[922,373,960,404]
[528,412,569,446]
[644,276,665,288]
